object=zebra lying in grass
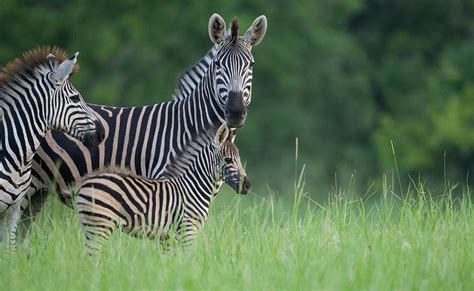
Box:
[75,124,250,255]
[0,47,104,252]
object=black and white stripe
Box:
[0,47,104,251]
[76,124,250,254]
[172,45,217,102]
[23,14,267,231]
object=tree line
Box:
[1,0,473,197]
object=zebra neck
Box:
[182,68,224,133]
[172,45,218,102]
[0,94,48,167]
[169,141,221,202]
[178,163,220,205]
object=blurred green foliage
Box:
[1,0,473,197]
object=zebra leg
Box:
[83,231,110,257]
[6,202,21,254]
[176,215,203,249]
[18,189,49,240]
[78,213,117,257]
[0,195,13,243]
[0,212,8,243]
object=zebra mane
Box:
[0,108,3,152]
[76,165,143,189]
[161,127,217,180]
[0,46,79,89]
[171,18,243,101]
[172,45,217,101]
[230,17,239,42]
[91,165,136,177]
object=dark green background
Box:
[1,0,473,198]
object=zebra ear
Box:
[209,13,226,44]
[243,15,267,46]
[215,124,230,147]
[52,52,79,83]
[230,128,237,142]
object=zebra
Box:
[76,124,250,255]
[0,47,105,251]
[20,14,267,231]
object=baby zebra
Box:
[76,124,251,255]
[0,47,104,252]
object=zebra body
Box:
[0,47,104,250]
[76,124,250,254]
[24,15,267,224]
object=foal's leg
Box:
[176,215,204,249]
[78,211,117,257]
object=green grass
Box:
[0,182,473,290]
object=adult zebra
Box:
[21,14,267,229]
[76,124,250,255]
[0,47,104,250]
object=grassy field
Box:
[0,179,473,290]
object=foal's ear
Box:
[52,52,79,84]
[243,15,267,46]
[230,128,237,142]
[215,124,230,147]
[209,13,226,44]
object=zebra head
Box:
[208,14,267,128]
[215,124,251,194]
[47,52,104,148]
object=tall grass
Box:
[0,167,473,290]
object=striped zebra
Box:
[76,124,250,254]
[0,47,104,250]
[21,14,267,229]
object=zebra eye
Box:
[69,94,81,103]
[224,157,232,164]
[250,60,255,67]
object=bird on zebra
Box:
[76,124,251,255]
[21,14,267,233]
[0,46,105,252]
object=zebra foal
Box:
[0,47,104,251]
[76,124,250,255]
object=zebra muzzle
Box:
[239,176,251,195]
[225,91,247,128]
[81,120,105,148]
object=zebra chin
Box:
[225,113,247,128]
[79,121,105,148]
